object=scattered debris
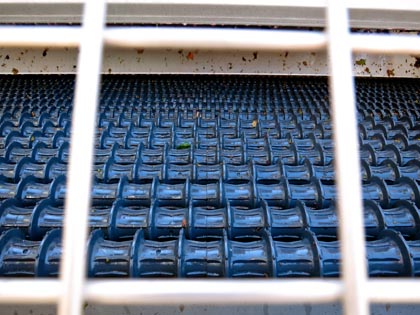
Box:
[355,59,366,66]
[186,52,194,60]
[387,69,395,77]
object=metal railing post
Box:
[326,1,369,315]
[58,1,107,315]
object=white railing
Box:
[1,0,420,29]
[0,1,420,315]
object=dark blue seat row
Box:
[0,228,418,278]
[0,174,419,210]
[1,196,417,241]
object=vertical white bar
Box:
[58,1,107,315]
[326,1,368,315]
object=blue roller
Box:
[30,199,110,240]
[148,200,188,240]
[267,201,307,236]
[224,163,253,183]
[272,230,320,277]
[134,163,165,183]
[108,199,150,240]
[138,143,166,165]
[94,144,118,164]
[180,229,226,277]
[257,176,335,208]
[31,142,59,163]
[0,121,20,137]
[224,180,256,207]
[195,163,223,184]
[0,228,61,276]
[190,181,224,207]
[0,157,18,182]
[87,229,134,277]
[103,158,136,182]
[220,148,244,165]
[166,163,194,183]
[113,146,140,164]
[366,229,413,277]
[130,229,178,277]
[167,147,193,165]
[227,201,268,240]
[0,199,35,235]
[5,141,32,163]
[187,203,226,240]
[226,229,273,278]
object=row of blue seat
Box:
[0,227,418,278]
[2,154,420,185]
[2,112,419,144]
[0,175,419,210]
[1,139,420,170]
[0,197,418,241]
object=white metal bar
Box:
[4,279,420,305]
[0,26,81,47]
[0,280,61,304]
[0,26,328,51]
[2,0,420,29]
[367,281,420,303]
[58,1,106,315]
[3,26,420,55]
[352,33,420,54]
[104,28,327,50]
[0,26,326,50]
[3,0,420,11]
[326,1,368,315]
[84,280,342,305]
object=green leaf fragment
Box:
[176,142,191,149]
[355,59,366,66]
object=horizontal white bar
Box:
[2,0,420,28]
[3,0,420,11]
[104,28,420,54]
[3,279,420,305]
[104,28,327,50]
[367,280,420,303]
[0,280,60,304]
[112,0,420,10]
[84,280,342,305]
[352,33,420,54]
[0,26,81,47]
[0,26,327,50]
[2,26,420,55]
